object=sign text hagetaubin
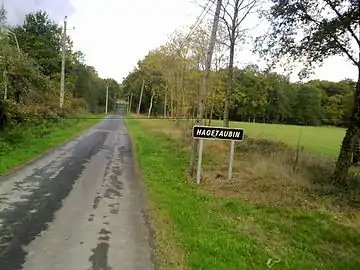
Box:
[192,125,244,141]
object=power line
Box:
[180,0,214,49]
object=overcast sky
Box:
[4,0,358,83]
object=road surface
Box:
[0,114,154,270]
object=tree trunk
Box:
[174,73,180,124]
[137,79,145,115]
[164,84,167,118]
[148,91,154,118]
[208,57,220,126]
[129,93,133,113]
[171,86,174,118]
[223,37,235,127]
[0,101,6,131]
[352,136,360,165]
[208,87,217,126]
[192,99,197,119]
[223,0,241,128]
[333,125,358,183]
[333,71,360,184]
[181,66,186,118]
[189,0,223,177]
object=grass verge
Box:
[126,118,360,270]
[0,116,103,175]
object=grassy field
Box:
[126,118,360,270]
[211,120,345,157]
[0,116,103,176]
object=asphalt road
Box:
[0,114,154,270]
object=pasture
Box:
[211,120,346,157]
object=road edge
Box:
[0,117,104,182]
[123,119,160,270]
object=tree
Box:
[256,0,360,184]
[293,84,323,125]
[218,0,261,127]
[262,72,291,123]
[12,11,62,77]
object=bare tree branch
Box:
[235,0,258,30]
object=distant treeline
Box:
[122,47,353,127]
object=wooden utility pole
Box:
[189,0,223,176]
[137,79,145,114]
[197,0,222,123]
[105,84,109,114]
[60,16,67,108]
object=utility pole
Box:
[105,84,109,114]
[60,16,67,108]
[59,17,75,108]
[189,0,223,177]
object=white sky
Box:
[66,0,358,83]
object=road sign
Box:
[192,125,245,184]
[192,125,244,141]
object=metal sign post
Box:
[196,139,204,184]
[228,141,235,180]
[192,125,244,184]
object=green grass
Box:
[211,120,346,157]
[0,116,103,175]
[126,118,360,270]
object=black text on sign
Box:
[192,126,244,141]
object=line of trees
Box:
[123,46,354,127]
[123,0,360,185]
[0,7,122,129]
